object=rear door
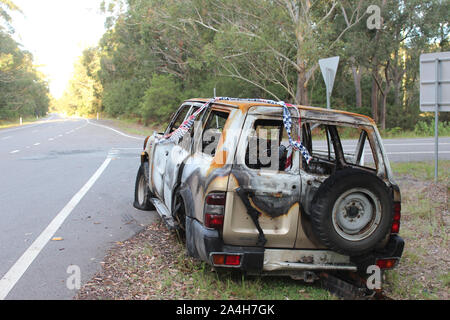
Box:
[223,108,302,248]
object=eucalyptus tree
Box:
[183,0,366,104]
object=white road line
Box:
[10,150,20,154]
[337,143,450,148]
[87,119,142,140]
[33,143,40,146]
[386,151,450,155]
[0,156,112,300]
[384,142,450,147]
[48,138,54,141]
[1,136,12,140]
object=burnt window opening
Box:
[167,105,191,134]
[179,105,209,150]
[337,126,377,171]
[302,122,377,174]
[245,119,293,171]
[202,110,229,156]
[302,123,337,175]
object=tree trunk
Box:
[295,60,308,105]
[394,81,401,106]
[371,74,379,123]
[351,58,362,108]
[380,95,387,130]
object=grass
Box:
[0,116,42,130]
[76,223,334,300]
[383,160,449,300]
[147,239,334,300]
[90,113,163,137]
[172,255,333,300]
[390,160,450,182]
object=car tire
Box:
[310,168,393,256]
[133,162,155,211]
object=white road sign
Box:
[419,51,450,182]
[420,51,450,112]
[319,56,340,109]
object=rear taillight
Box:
[204,192,226,230]
[391,202,401,234]
[205,214,224,230]
[376,258,398,270]
[206,193,226,206]
[212,254,241,267]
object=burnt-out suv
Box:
[133,97,404,283]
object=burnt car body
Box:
[134,98,404,282]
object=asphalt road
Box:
[0,114,448,300]
[0,114,158,300]
[319,137,450,163]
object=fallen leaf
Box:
[51,237,63,241]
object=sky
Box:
[10,0,106,99]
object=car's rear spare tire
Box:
[310,168,393,256]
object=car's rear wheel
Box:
[173,191,186,241]
[133,163,155,211]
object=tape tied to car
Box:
[156,98,214,144]
[155,97,312,164]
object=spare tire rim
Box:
[332,188,382,241]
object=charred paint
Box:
[207,150,228,176]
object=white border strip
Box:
[87,119,143,140]
[0,115,55,135]
[0,157,112,300]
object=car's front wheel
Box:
[133,162,155,211]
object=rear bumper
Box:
[186,216,264,273]
[351,235,405,271]
[187,216,405,273]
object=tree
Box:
[0,30,49,119]
[183,0,366,104]
[0,0,21,32]
[59,48,102,116]
[60,0,448,132]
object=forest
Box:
[0,0,49,121]
[2,1,449,134]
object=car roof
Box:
[186,98,376,125]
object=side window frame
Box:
[302,120,379,172]
[242,115,300,173]
[199,109,230,157]
[164,104,192,136]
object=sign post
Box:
[420,51,450,182]
[319,56,340,109]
